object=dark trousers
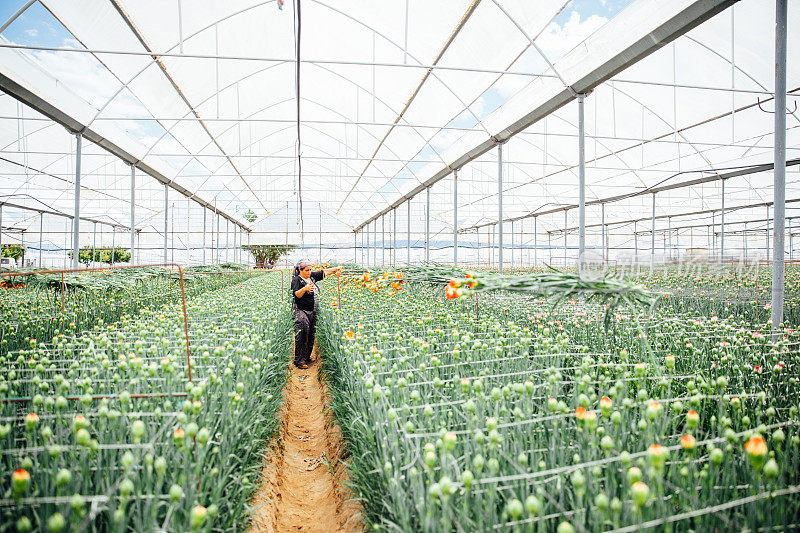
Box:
[294,308,316,364]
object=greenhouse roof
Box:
[0,0,798,249]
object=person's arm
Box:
[292,277,313,298]
[321,266,344,277]
[294,284,313,298]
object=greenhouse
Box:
[0,0,798,531]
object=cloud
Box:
[24,29,38,37]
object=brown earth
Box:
[249,346,362,532]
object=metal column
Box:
[164,183,168,263]
[578,94,586,272]
[354,231,357,264]
[497,143,503,273]
[225,218,229,263]
[0,204,3,261]
[393,207,397,267]
[453,170,458,265]
[772,0,787,329]
[601,203,606,263]
[720,179,725,260]
[563,210,568,266]
[534,217,537,266]
[651,193,656,265]
[92,222,97,266]
[382,215,385,266]
[130,165,135,265]
[407,200,411,265]
[202,208,206,264]
[766,205,770,261]
[37,212,43,267]
[72,133,82,268]
[511,220,515,267]
[186,199,190,264]
[425,188,431,263]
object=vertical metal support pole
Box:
[225,218,229,263]
[73,132,82,269]
[497,143,503,273]
[0,204,3,261]
[164,183,169,263]
[319,205,322,264]
[382,214,385,267]
[186,199,190,264]
[668,217,672,261]
[634,220,638,259]
[564,209,568,266]
[393,207,397,267]
[772,0,787,330]
[425,188,431,263]
[651,193,656,266]
[92,221,97,266]
[453,170,458,265]
[767,205,770,261]
[373,221,377,266]
[601,203,606,263]
[790,218,793,260]
[534,217,537,266]
[511,220,515,268]
[38,212,43,267]
[111,225,115,265]
[202,208,206,264]
[578,94,586,272]
[354,231,357,264]
[130,165,135,265]
[407,200,411,265]
[744,221,748,258]
[721,179,726,261]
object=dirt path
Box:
[249,346,362,532]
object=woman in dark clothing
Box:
[291,260,343,368]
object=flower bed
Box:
[0,272,291,531]
[317,272,800,531]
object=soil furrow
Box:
[249,346,361,532]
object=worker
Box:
[290,260,343,368]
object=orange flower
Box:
[344,330,355,341]
[744,434,767,457]
[448,279,461,288]
[393,271,404,279]
[445,285,462,299]
[574,406,587,420]
[599,396,612,410]
[680,434,696,450]
[362,272,371,283]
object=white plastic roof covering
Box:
[0,0,798,259]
